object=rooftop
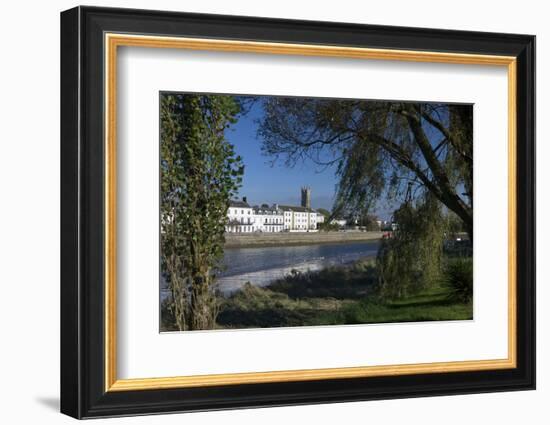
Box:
[229,199,251,208]
[279,205,315,213]
[253,205,282,214]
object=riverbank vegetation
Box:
[215,256,472,329]
[160,255,473,331]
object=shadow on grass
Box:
[387,297,458,310]
[218,307,320,328]
[217,281,473,329]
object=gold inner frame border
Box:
[104,33,517,392]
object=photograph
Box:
[159,93,474,332]
[57,4,536,419]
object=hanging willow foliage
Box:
[376,194,446,300]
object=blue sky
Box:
[226,103,339,211]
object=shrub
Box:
[442,258,473,303]
[267,260,377,300]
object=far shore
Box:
[224,230,383,249]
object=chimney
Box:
[242,196,247,204]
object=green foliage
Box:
[318,221,341,232]
[445,212,468,238]
[442,257,473,303]
[355,213,381,231]
[160,93,244,330]
[376,194,445,300]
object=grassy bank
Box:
[216,258,472,329]
[161,257,473,331]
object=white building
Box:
[225,188,326,233]
[253,205,284,233]
[226,199,254,233]
[280,205,319,232]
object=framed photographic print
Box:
[60,6,536,419]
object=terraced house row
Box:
[225,187,325,233]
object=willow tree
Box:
[258,99,473,240]
[376,194,446,299]
[161,93,244,330]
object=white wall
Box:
[0,0,545,424]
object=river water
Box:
[160,240,380,298]
[216,240,380,295]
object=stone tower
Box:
[301,186,311,209]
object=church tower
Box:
[301,186,311,209]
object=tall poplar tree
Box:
[160,93,244,330]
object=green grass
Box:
[341,286,473,325]
[216,259,472,329]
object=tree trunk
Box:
[189,273,217,330]
[403,107,474,243]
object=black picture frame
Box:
[61,5,535,419]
